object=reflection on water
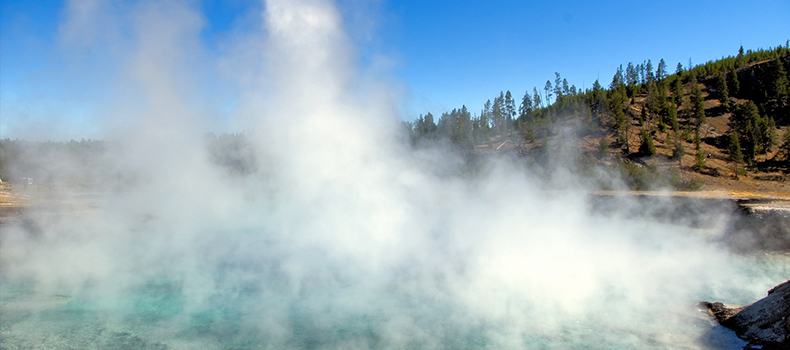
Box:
[1,253,786,349]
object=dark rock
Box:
[702,280,790,348]
[725,206,790,252]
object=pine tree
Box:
[770,57,789,101]
[672,133,685,167]
[730,101,761,165]
[646,59,655,83]
[727,67,740,96]
[693,128,705,171]
[504,90,516,131]
[554,73,563,103]
[492,93,505,136]
[519,90,533,120]
[691,83,706,127]
[532,88,542,109]
[639,130,656,156]
[715,71,729,110]
[671,76,684,107]
[765,117,778,152]
[667,103,679,131]
[656,58,667,83]
[782,130,790,167]
[729,131,744,179]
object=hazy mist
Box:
[1,1,786,349]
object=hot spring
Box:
[1,0,787,349]
[2,189,788,350]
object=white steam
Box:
[0,1,784,349]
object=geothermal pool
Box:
[1,211,788,350]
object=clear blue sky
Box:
[1,0,789,139]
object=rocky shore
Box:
[702,280,790,349]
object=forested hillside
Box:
[2,44,789,192]
[405,43,790,190]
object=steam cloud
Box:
[1,1,786,349]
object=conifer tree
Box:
[782,130,790,167]
[532,88,542,109]
[544,80,553,105]
[672,133,685,166]
[667,103,679,131]
[519,90,533,120]
[639,130,656,156]
[671,76,684,107]
[694,128,705,171]
[729,131,743,179]
[691,83,706,127]
[504,90,516,131]
[656,58,667,83]
[715,71,729,110]
[727,67,740,96]
[770,57,789,101]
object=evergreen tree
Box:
[694,128,705,171]
[639,130,656,156]
[646,59,655,83]
[532,87,542,109]
[626,62,638,97]
[598,137,609,157]
[735,46,745,67]
[727,67,740,96]
[544,80,553,105]
[765,117,778,152]
[656,58,667,83]
[672,133,685,166]
[504,90,516,131]
[715,71,729,110]
[667,103,679,131]
[519,90,533,120]
[782,130,790,167]
[770,56,789,101]
[492,93,505,136]
[671,76,684,107]
[481,100,492,135]
[691,83,706,127]
[729,131,743,179]
[730,101,762,165]
[554,73,563,103]
[675,62,683,75]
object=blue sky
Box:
[1,0,789,139]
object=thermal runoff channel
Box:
[0,1,787,349]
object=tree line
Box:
[404,42,790,177]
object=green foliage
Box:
[729,131,744,178]
[690,128,705,171]
[615,161,700,191]
[781,130,790,167]
[690,83,706,127]
[769,56,789,100]
[728,131,744,163]
[598,137,609,157]
[639,130,656,156]
[715,71,729,110]
[667,103,679,131]
[672,134,685,166]
[670,75,684,107]
[729,101,772,164]
[727,67,740,96]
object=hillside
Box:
[406,44,790,195]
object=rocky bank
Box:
[702,280,790,349]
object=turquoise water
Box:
[2,253,787,350]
